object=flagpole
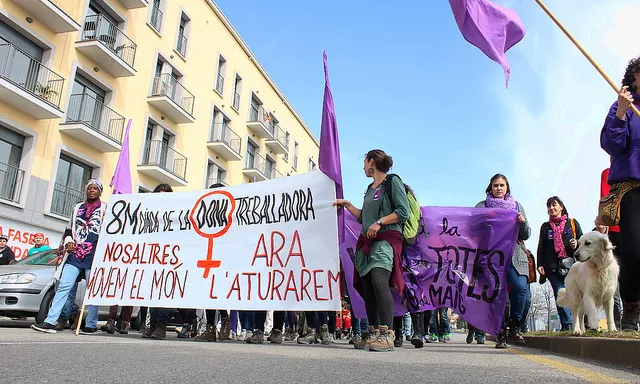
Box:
[534,0,640,119]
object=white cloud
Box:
[496,0,636,248]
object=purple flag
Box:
[340,214,367,319]
[340,206,519,335]
[110,119,132,194]
[449,0,526,87]
[318,52,344,244]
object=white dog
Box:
[556,231,620,334]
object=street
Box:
[0,319,638,383]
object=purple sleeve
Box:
[600,101,629,155]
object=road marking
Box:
[508,347,630,384]
[0,340,143,345]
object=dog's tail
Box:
[557,288,567,307]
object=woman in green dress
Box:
[335,149,409,351]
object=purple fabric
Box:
[341,214,367,319]
[449,0,526,87]
[340,206,519,335]
[110,119,132,195]
[601,95,640,183]
[485,193,517,210]
[318,52,344,244]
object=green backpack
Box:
[379,174,422,244]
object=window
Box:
[232,75,242,111]
[215,56,226,94]
[265,156,275,179]
[51,154,93,217]
[308,158,317,171]
[0,20,44,60]
[245,140,258,169]
[206,162,227,187]
[66,74,107,132]
[249,96,265,122]
[143,120,173,170]
[152,59,181,102]
[283,132,290,161]
[0,125,25,203]
[210,107,230,142]
[149,0,164,32]
[293,142,299,170]
[138,186,149,193]
[176,13,190,57]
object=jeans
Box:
[58,281,79,322]
[352,317,370,336]
[149,307,170,324]
[521,284,532,329]
[429,307,450,336]
[507,264,529,323]
[546,270,573,327]
[403,312,412,336]
[45,264,98,328]
[239,311,255,331]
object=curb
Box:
[523,336,640,369]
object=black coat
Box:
[536,218,583,272]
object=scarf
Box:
[549,214,568,259]
[81,199,101,220]
[485,193,518,210]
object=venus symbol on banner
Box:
[189,190,236,279]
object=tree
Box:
[529,282,557,331]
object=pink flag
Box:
[449,0,526,87]
[110,119,132,194]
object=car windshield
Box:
[14,250,58,266]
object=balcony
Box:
[207,123,242,161]
[147,74,195,123]
[59,93,124,152]
[215,74,224,95]
[242,153,268,182]
[149,3,163,31]
[265,125,288,155]
[138,140,188,186]
[246,105,273,139]
[50,183,84,218]
[19,0,82,33]
[207,177,228,188]
[115,0,148,9]
[76,15,137,77]
[176,32,187,57]
[0,163,25,204]
[0,43,64,119]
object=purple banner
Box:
[339,206,519,336]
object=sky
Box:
[215,0,637,250]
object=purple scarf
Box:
[485,193,518,211]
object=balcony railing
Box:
[269,168,284,180]
[210,123,241,154]
[244,153,267,175]
[0,43,65,108]
[149,3,163,31]
[151,73,195,116]
[232,91,240,111]
[80,15,137,68]
[176,32,187,57]
[0,162,24,203]
[141,140,187,180]
[216,74,224,94]
[51,183,84,218]
[270,125,288,148]
[65,93,125,144]
[249,104,268,124]
[207,177,228,188]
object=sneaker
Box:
[440,333,451,343]
[142,325,156,339]
[369,326,394,352]
[349,335,356,345]
[219,317,231,341]
[411,334,424,348]
[298,330,318,344]
[246,329,264,344]
[320,324,331,345]
[476,337,486,345]
[79,327,97,335]
[284,328,296,342]
[31,322,57,334]
[466,331,474,344]
[428,334,439,343]
[150,324,166,340]
[55,322,64,332]
[194,325,217,342]
[176,324,193,339]
[270,329,283,344]
[239,329,247,340]
[101,319,116,334]
[119,321,130,335]
[405,335,412,342]
[243,330,253,341]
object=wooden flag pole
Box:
[75,305,85,336]
[534,0,640,119]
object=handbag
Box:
[598,181,640,226]
[558,257,575,276]
[517,240,536,284]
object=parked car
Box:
[0,249,141,329]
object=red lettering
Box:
[150,243,162,264]
[170,245,180,265]
[283,270,299,301]
[104,242,117,262]
[105,267,117,298]
[162,244,172,264]
[258,271,272,300]
[123,244,133,263]
[313,270,328,301]
[270,231,286,268]
[251,234,269,266]
[270,269,285,300]
[130,269,142,299]
[86,267,105,298]
[209,274,218,299]
[135,270,145,300]
[116,268,128,300]
[285,230,306,267]
[242,272,257,300]
[151,269,164,300]
[300,269,312,301]
[328,270,340,301]
[226,273,241,300]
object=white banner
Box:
[84,171,340,311]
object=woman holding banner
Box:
[335,149,409,352]
[476,174,531,349]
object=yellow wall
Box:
[0,0,319,232]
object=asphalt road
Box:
[0,318,638,384]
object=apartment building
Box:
[0,0,320,258]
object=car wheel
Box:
[36,289,55,324]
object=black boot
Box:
[621,302,640,331]
[410,312,424,348]
[508,317,525,345]
[495,328,508,349]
